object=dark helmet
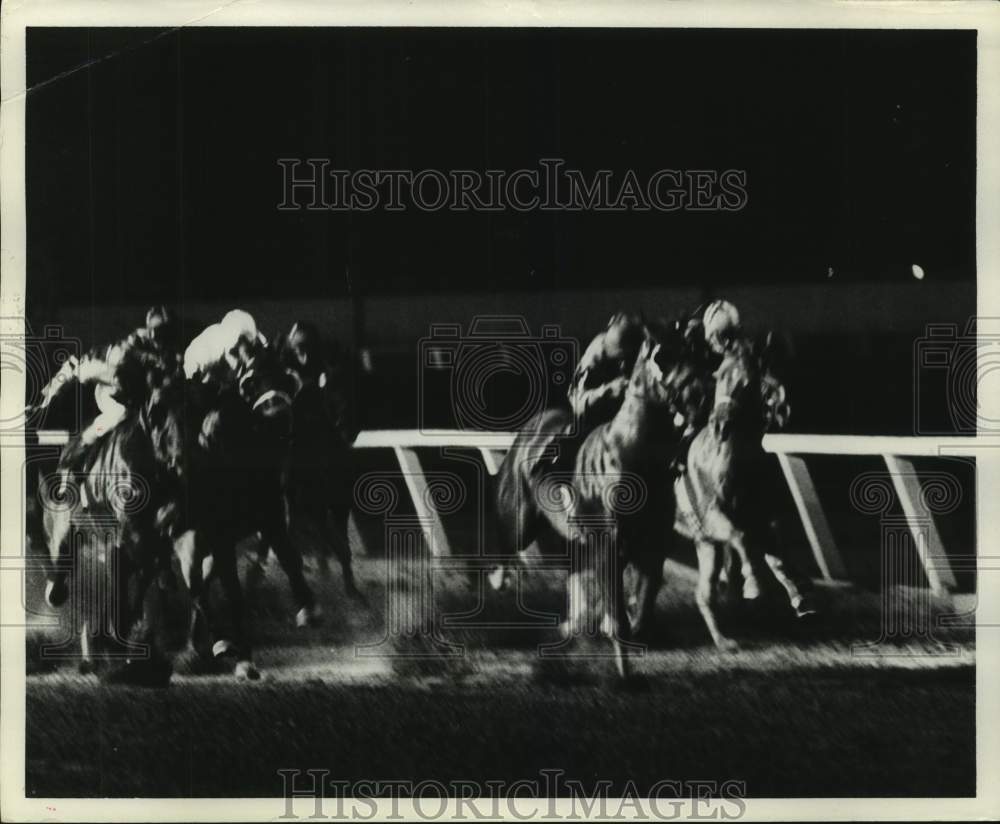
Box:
[602,312,645,359]
[702,299,742,354]
[145,305,178,347]
[282,321,325,379]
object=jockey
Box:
[34,305,182,453]
[680,298,744,364]
[537,312,650,474]
[183,309,270,390]
[567,312,647,429]
[672,298,745,473]
[279,321,358,447]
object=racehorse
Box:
[226,338,324,626]
[283,379,362,603]
[673,336,811,651]
[276,320,362,604]
[40,348,182,684]
[494,330,692,679]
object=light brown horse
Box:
[494,330,693,678]
[40,357,183,684]
[674,338,810,650]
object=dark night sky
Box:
[26,27,976,309]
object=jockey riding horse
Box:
[40,335,185,684]
[279,321,363,601]
[184,310,320,628]
[33,305,182,472]
[495,328,695,678]
[672,302,818,634]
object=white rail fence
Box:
[33,429,975,593]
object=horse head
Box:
[623,327,706,437]
[756,332,792,431]
[711,336,789,438]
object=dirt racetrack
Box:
[24,547,975,799]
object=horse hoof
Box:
[793,594,820,619]
[717,637,740,653]
[295,604,322,628]
[234,660,260,681]
[78,659,96,676]
[742,575,761,601]
[212,639,235,658]
[45,578,68,608]
[487,566,508,592]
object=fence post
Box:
[392,446,452,556]
[882,455,958,594]
[775,452,848,581]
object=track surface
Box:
[25,552,976,798]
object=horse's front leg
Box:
[322,507,364,603]
[695,541,738,652]
[213,542,259,680]
[628,547,665,643]
[42,482,74,609]
[763,552,819,618]
[172,529,213,670]
[728,531,763,601]
[603,557,636,681]
[264,520,319,627]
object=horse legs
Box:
[213,543,259,680]
[42,492,73,609]
[763,552,818,617]
[695,541,738,651]
[261,518,318,627]
[321,507,363,602]
[629,547,665,642]
[602,563,635,681]
[727,531,764,601]
[172,529,212,670]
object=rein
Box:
[252,388,294,412]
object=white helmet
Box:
[220,309,258,347]
[703,299,741,354]
[183,323,228,379]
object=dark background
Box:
[26,27,977,437]
[27,27,976,301]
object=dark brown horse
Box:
[278,321,362,605]
[495,330,693,678]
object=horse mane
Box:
[114,337,183,408]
